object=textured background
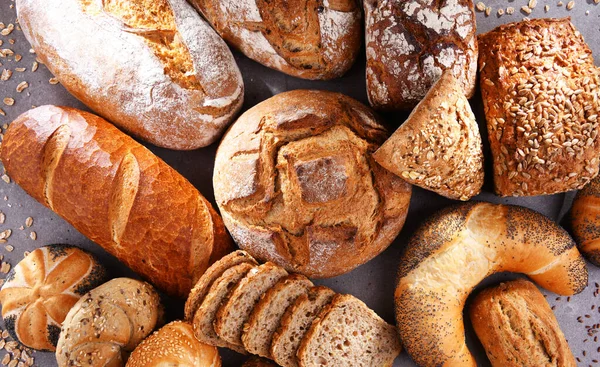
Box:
[0,0,599,365]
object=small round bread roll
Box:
[56,278,163,367]
[126,321,220,367]
[0,244,107,351]
[570,176,600,266]
[214,90,412,278]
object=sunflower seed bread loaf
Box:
[17,0,244,150]
[189,0,362,80]
[364,0,477,111]
[373,71,483,200]
[479,18,600,196]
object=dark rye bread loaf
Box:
[479,18,600,196]
[364,0,477,111]
[270,286,335,367]
[242,274,313,358]
[214,263,288,347]
[192,262,255,354]
[297,294,401,367]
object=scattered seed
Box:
[498,8,505,15]
[29,231,36,240]
[14,54,21,62]
[476,2,486,11]
[2,98,13,106]
[0,69,11,81]
[4,245,13,252]
[545,4,550,11]
[0,262,10,273]
[15,81,27,93]
[1,175,9,183]
[25,217,32,227]
[49,77,58,85]
[506,6,515,14]
[0,212,5,224]
[13,68,24,72]
[0,108,5,116]
[31,61,38,72]
[0,24,14,36]
[529,0,537,8]
[485,6,492,16]
[566,0,574,9]
[521,5,532,14]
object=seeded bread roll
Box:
[373,71,483,200]
[395,202,588,367]
[570,176,600,266]
[242,274,313,358]
[469,279,576,367]
[17,0,243,150]
[270,286,335,367]
[214,90,412,278]
[0,245,107,351]
[364,0,477,111]
[479,18,600,196]
[297,294,401,367]
[126,321,221,367]
[189,0,361,80]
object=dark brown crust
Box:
[478,18,600,196]
[242,356,278,367]
[0,106,233,298]
[571,176,600,266]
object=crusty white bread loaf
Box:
[298,294,401,367]
[469,279,576,367]
[0,245,107,351]
[189,0,361,80]
[215,263,288,347]
[364,0,477,111]
[373,71,484,200]
[479,18,600,196]
[56,278,163,367]
[126,321,221,367]
[571,175,600,266]
[185,250,257,321]
[16,0,243,150]
[270,286,335,367]
[192,262,255,354]
[395,202,588,366]
[0,106,233,297]
[242,274,313,358]
[214,90,411,278]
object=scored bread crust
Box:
[364,0,477,111]
[242,274,313,358]
[214,90,412,278]
[185,250,257,321]
[0,106,233,297]
[189,0,361,80]
[16,0,244,150]
[570,176,600,266]
[395,202,588,367]
[469,279,576,367]
[373,71,484,200]
[479,18,600,196]
[214,263,288,347]
[270,286,335,367]
[192,262,255,354]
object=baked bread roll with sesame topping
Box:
[395,202,587,367]
[213,90,412,278]
[570,175,600,266]
[0,245,107,351]
[126,321,221,367]
[56,278,163,367]
[479,18,600,196]
[364,0,478,111]
[373,71,483,201]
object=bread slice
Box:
[215,262,288,347]
[373,70,483,201]
[242,274,313,358]
[271,286,335,367]
[297,294,401,367]
[185,250,257,321]
[192,262,255,354]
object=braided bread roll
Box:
[395,202,587,367]
[571,176,600,266]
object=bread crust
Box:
[395,202,587,367]
[189,0,361,80]
[0,106,233,297]
[469,279,576,367]
[364,0,477,111]
[570,176,600,266]
[214,90,411,278]
[242,356,278,367]
[16,0,244,150]
[479,18,600,196]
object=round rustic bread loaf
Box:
[0,244,107,351]
[214,90,412,278]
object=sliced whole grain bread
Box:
[242,274,313,358]
[192,262,255,354]
[185,250,257,321]
[297,294,401,367]
[215,262,288,347]
[242,356,280,367]
[270,286,335,367]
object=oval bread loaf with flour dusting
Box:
[0,106,233,298]
[16,0,244,150]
